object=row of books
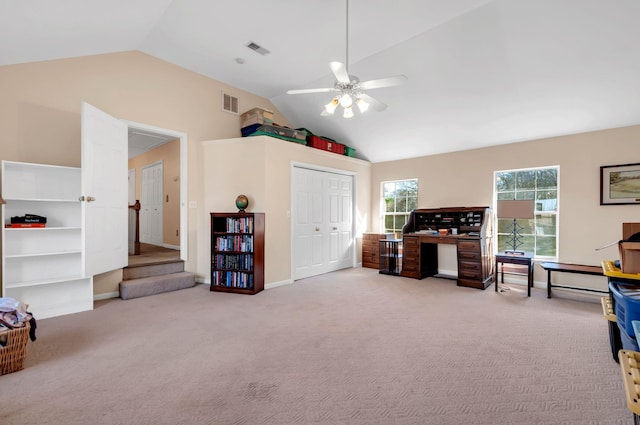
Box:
[225,217,254,234]
[212,253,253,270]
[215,235,254,252]
[211,271,254,289]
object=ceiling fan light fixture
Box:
[356,97,369,113]
[324,97,339,114]
[343,106,354,118]
[339,93,353,108]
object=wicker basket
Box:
[0,322,30,375]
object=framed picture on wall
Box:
[600,163,640,205]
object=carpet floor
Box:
[0,267,632,425]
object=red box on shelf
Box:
[307,135,345,154]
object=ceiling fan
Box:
[286,0,407,118]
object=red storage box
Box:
[308,135,345,154]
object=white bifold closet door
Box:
[293,166,354,280]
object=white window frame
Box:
[381,178,418,237]
[494,166,559,260]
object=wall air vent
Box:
[246,41,270,56]
[222,92,239,114]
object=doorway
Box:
[125,121,188,263]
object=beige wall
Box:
[0,51,291,295]
[128,139,181,247]
[202,136,371,285]
[2,50,639,297]
[371,125,640,291]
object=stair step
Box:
[119,271,196,300]
[123,260,184,280]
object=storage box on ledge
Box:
[307,135,345,155]
[248,124,307,144]
[240,107,274,128]
[344,145,356,157]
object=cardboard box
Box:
[619,241,640,274]
[240,108,274,128]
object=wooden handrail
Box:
[128,200,141,255]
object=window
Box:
[494,167,558,258]
[382,179,418,236]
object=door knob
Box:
[333,227,338,230]
[87,196,96,202]
[315,227,320,231]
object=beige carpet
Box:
[0,268,632,425]
[128,243,180,266]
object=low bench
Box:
[539,262,606,299]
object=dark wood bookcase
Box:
[210,212,264,295]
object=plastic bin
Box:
[344,146,356,157]
[248,125,307,144]
[307,135,345,154]
[241,123,261,137]
[609,281,640,338]
[621,326,639,351]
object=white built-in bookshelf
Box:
[1,161,93,319]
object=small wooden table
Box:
[495,252,534,296]
[539,262,606,298]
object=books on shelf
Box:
[5,223,46,228]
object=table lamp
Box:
[497,199,535,255]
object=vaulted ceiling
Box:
[2,0,639,162]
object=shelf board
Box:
[5,275,87,289]
[4,226,81,231]
[5,250,82,259]
[3,197,79,203]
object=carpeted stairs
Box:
[119,259,195,300]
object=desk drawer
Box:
[401,261,418,272]
[458,250,480,261]
[403,236,419,247]
[458,268,482,281]
[459,260,481,272]
[457,240,480,251]
[362,247,379,257]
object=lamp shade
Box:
[496,199,534,219]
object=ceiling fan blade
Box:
[329,61,351,84]
[359,93,387,112]
[359,75,408,90]
[287,87,337,95]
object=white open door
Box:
[81,102,128,276]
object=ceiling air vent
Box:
[246,41,270,56]
[222,92,239,114]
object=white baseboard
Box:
[265,279,293,290]
[94,291,120,301]
[163,243,180,250]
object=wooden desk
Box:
[401,233,494,289]
[495,252,534,296]
[401,207,494,290]
[539,262,606,298]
